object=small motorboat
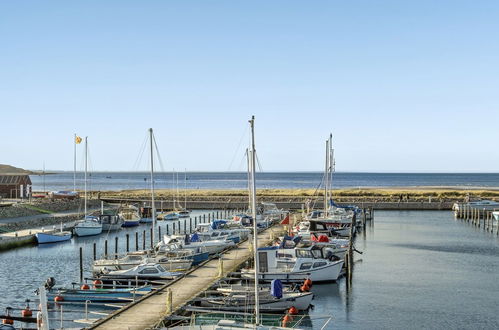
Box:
[161,235,236,255]
[100,263,183,280]
[35,229,72,244]
[93,252,193,273]
[99,214,123,231]
[119,205,141,227]
[178,209,190,218]
[74,216,103,237]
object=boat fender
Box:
[282,314,293,327]
[80,284,90,290]
[288,306,299,315]
[304,278,312,288]
[300,284,310,292]
[93,279,103,289]
[2,318,14,325]
[22,299,32,317]
[54,295,64,302]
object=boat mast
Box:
[246,148,251,212]
[184,168,187,209]
[84,136,88,216]
[324,137,329,217]
[329,134,334,200]
[149,128,156,245]
[249,115,260,324]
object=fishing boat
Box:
[74,216,103,237]
[242,245,344,283]
[35,223,72,244]
[99,214,123,231]
[119,204,141,227]
[100,263,183,280]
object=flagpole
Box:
[73,133,76,192]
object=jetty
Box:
[89,225,281,330]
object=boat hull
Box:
[200,292,313,312]
[35,232,72,244]
[74,226,103,237]
[122,220,140,227]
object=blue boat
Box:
[35,231,72,244]
[47,285,153,302]
[188,251,210,265]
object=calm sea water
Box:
[30,172,499,191]
[309,210,499,329]
[1,210,498,329]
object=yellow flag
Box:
[75,136,82,144]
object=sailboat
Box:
[74,137,103,237]
[35,223,72,244]
[168,117,296,329]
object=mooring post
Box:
[135,232,139,251]
[173,222,176,234]
[104,240,108,259]
[203,214,206,223]
[189,218,192,233]
[166,288,173,313]
[79,247,83,283]
[126,234,130,252]
[150,228,153,248]
[166,224,169,235]
[143,230,146,250]
[93,243,96,261]
[115,237,119,259]
[194,216,197,226]
[158,226,162,241]
[218,258,224,278]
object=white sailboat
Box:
[74,137,103,237]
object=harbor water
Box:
[29,172,499,191]
[0,210,498,329]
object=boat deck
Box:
[90,226,280,330]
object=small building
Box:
[0,175,32,198]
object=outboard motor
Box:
[44,277,55,290]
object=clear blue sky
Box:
[1,1,498,172]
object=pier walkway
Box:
[90,226,280,330]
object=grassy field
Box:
[93,187,499,201]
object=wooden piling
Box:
[104,240,108,259]
[158,226,162,241]
[135,232,139,251]
[79,247,83,283]
[126,234,130,252]
[93,243,96,261]
[150,228,153,248]
[142,230,146,250]
[115,237,119,258]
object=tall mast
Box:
[149,128,156,245]
[249,116,260,324]
[84,137,88,216]
[246,148,251,212]
[73,133,77,192]
[184,169,187,209]
[329,134,334,198]
[324,138,329,217]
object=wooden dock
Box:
[89,226,281,330]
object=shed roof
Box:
[0,175,32,185]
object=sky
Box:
[1,1,498,172]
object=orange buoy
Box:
[22,307,32,317]
[2,318,14,325]
[22,299,33,317]
[54,295,64,302]
[300,284,310,292]
[93,279,103,289]
[304,278,312,287]
[288,306,299,315]
[80,284,90,290]
[282,314,293,327]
